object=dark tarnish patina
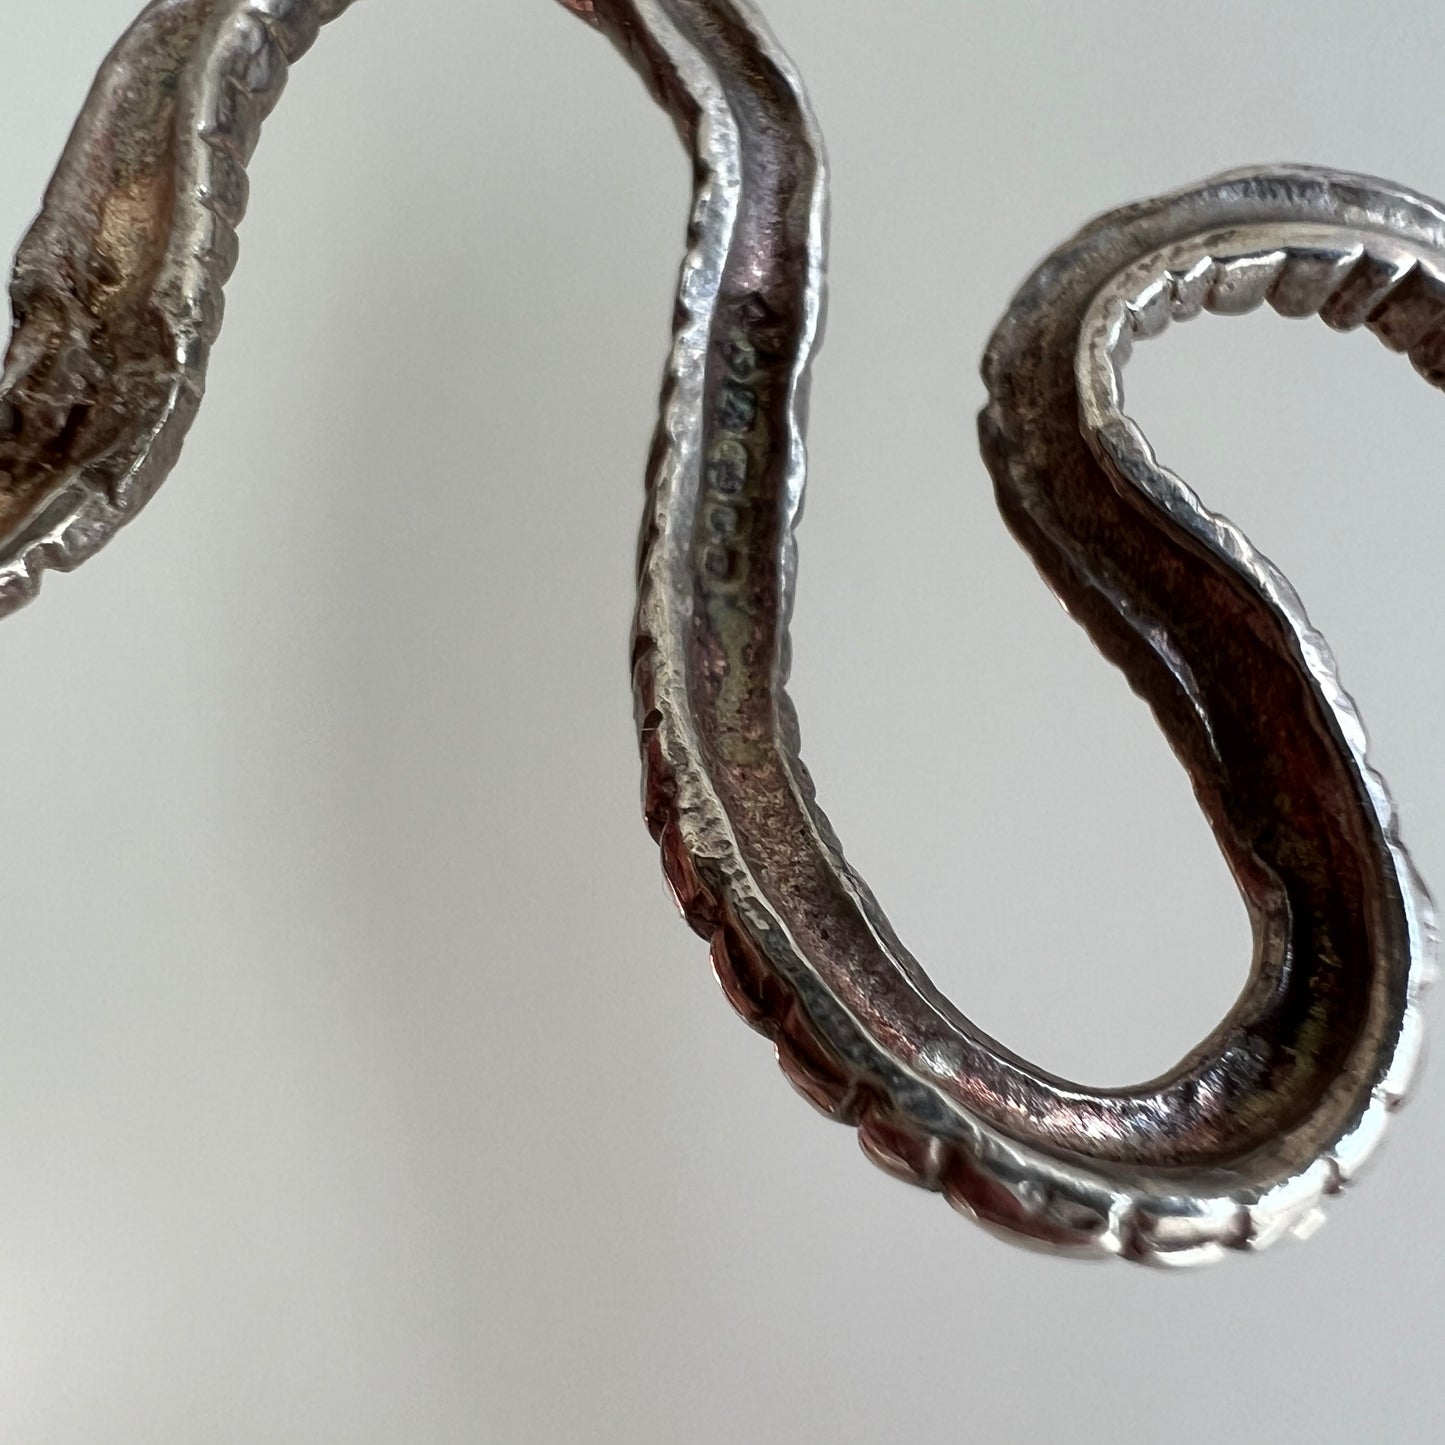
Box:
[0,0,1434,1265]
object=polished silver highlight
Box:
[0,2,1433,1266]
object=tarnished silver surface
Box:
[0,0,1435,1266]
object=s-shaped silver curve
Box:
[0,0,1435,1266]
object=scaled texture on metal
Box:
[0,0,1435,1265]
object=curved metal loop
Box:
[0,0,1434,1266]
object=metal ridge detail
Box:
[0,3,1434,1265]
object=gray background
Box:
[0,1,1441,1440]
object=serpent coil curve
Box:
[0,0,1434,1266]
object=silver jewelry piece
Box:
[1,0,1435,1266]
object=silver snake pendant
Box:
[1,0,1436,1267]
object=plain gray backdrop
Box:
[0,2,1442,1441]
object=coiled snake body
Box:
[0,0,1435,1266]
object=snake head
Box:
[0,263,142,515]
[0,238,179,613]
[0,278,101,509]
